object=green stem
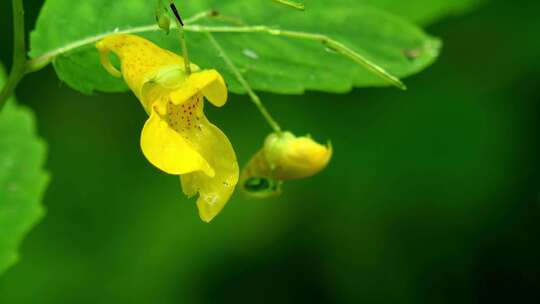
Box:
[185,10,214,24]
[178,24,191,75]
[189,25,406,90]
[25,10,214,73]
[156,0,164,15]
[169,0,191,75]
[205,32,282,133]
[273,0,305,10]
[0,0,27,111]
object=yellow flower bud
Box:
[240,131,332,197]
[264,132,332,180]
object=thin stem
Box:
[156,0,164,17]
[169,0,191,75]
[26,10,214,73]
[188,25,406,90]
[207,11,247,26]
[205,32,282,133]
[0,0,27,111]
[273,0,305,10]
[184,10,214,24]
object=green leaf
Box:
[357,0,484,25]
[30,0,440,95]
[0,66,49,276]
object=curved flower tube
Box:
[96,34,238,222]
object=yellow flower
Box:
[240,131,332,197]
[96,34,238,222]
[263,132,332,180]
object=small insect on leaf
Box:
[157,14,171,33]
[169,1,184,26]
[403,48,422,61]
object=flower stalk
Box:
[168,0,191,75]
[205,32,282,133]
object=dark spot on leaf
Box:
[403,48,422,61]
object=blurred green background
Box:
[1,0,539,303]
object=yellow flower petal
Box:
[178,112,239,223]
[200,71,228,107]
[96,34,199,108]
[97,35,181,98]
[169,70,228,107]
[150,93,238,222]
[265,132,332,180]
[140,102,214,176]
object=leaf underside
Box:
[31,0,444,95]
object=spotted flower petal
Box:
[140,102,214,177]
